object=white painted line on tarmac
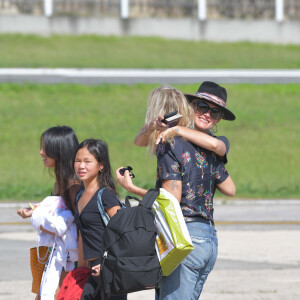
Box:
[1,199,300,208]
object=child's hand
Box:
[17,207,33,219]
[155,126,180,149]
[91,264,101,276]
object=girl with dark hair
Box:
[18,125,80,217]
[17,125,81,299]
[40,125,81,212]
[73,139,126,300]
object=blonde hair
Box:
[145,85,194,154]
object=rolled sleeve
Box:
[216,135,230,164]
[215,162,229,184]
[157,141,182,181]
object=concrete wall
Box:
[0,15,299,44]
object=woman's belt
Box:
[184,216,214,226]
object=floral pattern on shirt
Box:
[182,151,191,165]
[171,161,180,173]
[156,136,229,220]
[204,190,213,212]
[197,184,204,196]
[185,183,196,201]
[157,142,166,155]
[195,151,208,169]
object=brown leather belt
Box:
[185,216,214,226]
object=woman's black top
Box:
[74,187,120,261]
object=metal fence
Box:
[0,0,299,19]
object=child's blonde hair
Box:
[145,85,194,154]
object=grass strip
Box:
[0,34,299,69]
[0,83,299,200]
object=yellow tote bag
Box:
[153,188,194,276]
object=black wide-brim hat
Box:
[184,81,236,121]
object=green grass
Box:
[0,83,299,201]
[0,34,299,68]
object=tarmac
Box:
[1,199,300,300]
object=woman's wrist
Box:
[147,121,155,132]
[173,126,180,134]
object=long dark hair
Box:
[41,126,79,211]
[74,139,117,194]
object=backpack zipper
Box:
[102,250,108,267]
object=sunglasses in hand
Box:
[119,166,135,178]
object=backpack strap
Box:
[125,195,141,208]
[96,188,110,226]
[97,188,126,226]
[75,188,84,206]
[139,189,159,209]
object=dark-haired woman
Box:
[18,125,80,217]
[73,139,127,300]
[17,125,81,299]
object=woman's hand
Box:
[148,115,168,132]
[91,264,101,277]
[17,207,33,219]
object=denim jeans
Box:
[159,221,218,300]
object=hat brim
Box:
[184,93,236,121]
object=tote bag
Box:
[153,188,194,276]
[30,246,50,294]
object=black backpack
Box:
[96,189,161,298]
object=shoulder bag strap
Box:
[140,188,160,209]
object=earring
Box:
[212,124,218,133]
[99,169,103,174]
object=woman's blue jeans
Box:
[159,221,218,300]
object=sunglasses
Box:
[194,100,223,120]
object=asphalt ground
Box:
[0,69,300,84]
[1,200,300,300]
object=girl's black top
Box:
[74,187,120,261]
